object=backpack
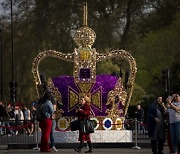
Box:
[36,99,45,122]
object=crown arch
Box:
[32,50,74,96]
[96,50,137,115]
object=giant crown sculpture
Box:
[32,3,137,131]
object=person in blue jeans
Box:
[50,119,57,152]
[166,94,180,154]
[50,103,58,152]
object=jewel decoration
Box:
[73,2,96,48]
[68,86,79,110]
[91,87,102,111]
[103,118,113,130]
[46,78,62,105]
[77,83,94,93]
[57,117,69,131]
[106,78,127,117]
[115,118,123,130]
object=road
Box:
[0,145,169,154]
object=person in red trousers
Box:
[39,91,54,152]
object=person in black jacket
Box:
[147,97,166,154]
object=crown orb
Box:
[73,27,96,48]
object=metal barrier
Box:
[0,118,148,145]
[0,119,36,144]
[132,118,141,149]
[32,120,40,150]
[124,118,149,149]
[124,118,148,140]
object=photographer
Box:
[74,96,93,153]
[166,94,180,154]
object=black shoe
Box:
[74,148,81,153]
[85,149,92,153]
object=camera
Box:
[76,104,82,110]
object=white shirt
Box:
[17,110,24,120]
[24,109,31,120]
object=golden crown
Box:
[32,3,137,125]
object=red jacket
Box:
[76,102,90,121]
[75,102,91,141]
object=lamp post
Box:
[9,0,17,108]
[0,24,3,100]
[162,69,171,96]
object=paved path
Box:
[0,146,169,154]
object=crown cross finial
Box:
[83,2,88,26]
[73,2,96,48]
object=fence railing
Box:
[0,119,36,143]
[124,118,148,139]
[0,118,149,144]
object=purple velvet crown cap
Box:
[52,74,121,116]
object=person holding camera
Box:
[74,96,93,153]
[147,96,166,154]
[166,94,180,154]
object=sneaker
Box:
[51,146,58,152]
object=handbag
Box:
[70,120,80,131]
[80,119,95,134]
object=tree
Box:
[0,0,180,105]
[133,10,180,95]
[130,84,146,105]
[171,54,180,93]
[96,60,119,75]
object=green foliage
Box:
[96,60,119,75]
[170,54,180,93]
[130,84,146,105]
[134,11,180,95]
[0,0,180,106]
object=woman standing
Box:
[166,94,180,154]
[39,91,54,152]
[74,96,93,153]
